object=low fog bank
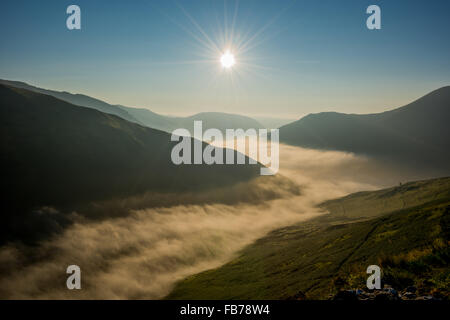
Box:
[0,144,437,299]
[278,144,443,190]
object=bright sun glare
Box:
[220,50,236,69]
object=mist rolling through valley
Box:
[0,143,428,299]
[1,0,449,308]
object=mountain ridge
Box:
[0,79,265,133]
[0,83,267,244]
[279,86,450,172]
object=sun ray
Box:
[237,0,296,54]
[153,0,293,102]
[176,2,222,54]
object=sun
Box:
[220,50,236,69]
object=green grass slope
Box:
[321,177,450,220]
[166,177,450,300]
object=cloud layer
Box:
[0,144,419,299]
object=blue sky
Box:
[1,0,449,118]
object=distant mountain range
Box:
[2,79,450,242]
[3,80,449,171]
[0,79,264,133]
[279,87,450,172]
[253,116,296,129]
[0,84,262,243]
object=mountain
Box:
[279,87,450,172]
[175,112,264,133]
[0,79,264,134]
[0,84,263,243]
[253,116,296,129]
[118,108,265,133]
[0,79,141,124]
[167,177,450,300]
[116,104,179,132]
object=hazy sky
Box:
[1,0,449,118]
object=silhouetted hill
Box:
[0,84,262,243]
[116,104,179,132]
[0,79,264,134]
[279,87,450,172]
[0,79,141,124]
[253,116,295,129]
[117,109,265,133]
[176,112,264,133]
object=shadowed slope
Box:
[0,79,265,133]
[0,84,264,243]
[279,87,450,172]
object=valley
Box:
[167,177,450,300]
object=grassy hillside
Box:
[321,177,450,220]
[166,177,450,300]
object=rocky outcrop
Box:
[331,284,443,301]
